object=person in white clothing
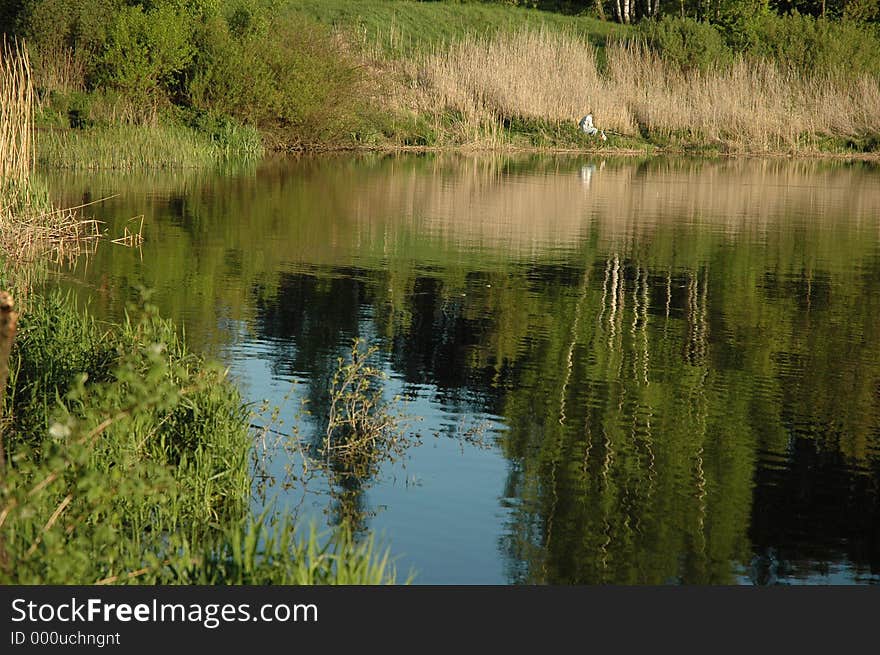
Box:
[579,112,607,141]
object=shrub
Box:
[322,339,418,479]
[14,0,122,56]
[94,3,195,117]
[186,8,365,145]
[843,0,880,23]
[639,17,732,72]
[715,0,772,50]
[745,13,880,77]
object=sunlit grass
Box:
[36,122,263,171]
[402,30,880,152]
[287,0,629,57]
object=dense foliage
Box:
[0,288,400,583]
[1,0,369,148]
[640,12,880,76]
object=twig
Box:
[95,566,154,585]
[24,493,73,558]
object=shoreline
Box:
[271,141,880,162]
[35,123,880,172]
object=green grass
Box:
[35,120,263,170]
[286,0,630,57]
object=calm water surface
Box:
[47,154,880,584]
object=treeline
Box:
[502,0,879,24]
[0,0,370,148]
[639,11,880,75]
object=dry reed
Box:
[0,39,111,280]
[403,30,880,152]
[32,43,87,98]
[0,37,34,184]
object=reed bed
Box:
[0,205,102,267]
[0,37,34,184]
[31,43,87,97]
[405,30,880,152]
[36,122,264,171]
[0,39,107,279]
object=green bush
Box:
[95,3,195,111]
[186,6,365,145]
[715,0,772,50]
[14,0,122,55]
[843,0,880,23]
[744,13,880,76]
[639,16,732,72]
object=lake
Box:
[46,153,880,584]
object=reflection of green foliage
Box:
[46,154,880,583]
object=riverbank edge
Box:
[272,141,880,163]
[35,128,880,172]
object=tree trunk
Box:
[0,290,18,473]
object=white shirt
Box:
[579,114,598,135]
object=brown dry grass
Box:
[0,37,34,184]
[31,43,87,98]
[1,39,104,283]
[398,30,880,152]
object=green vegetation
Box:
[286,0,629,55]
[3,0,373,157]
[640,13,880,76]
[3,1,879,157]
[1,41,404,581]
[0,288,402,584]
[323,339,419,479]
[36,121,261,170]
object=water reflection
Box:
[47,154,880,584]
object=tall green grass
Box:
[36,121,263,170]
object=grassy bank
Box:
[36,121,262,170]
[289,1,880,155]
[286,0,629,56]
[3,1,879,162]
